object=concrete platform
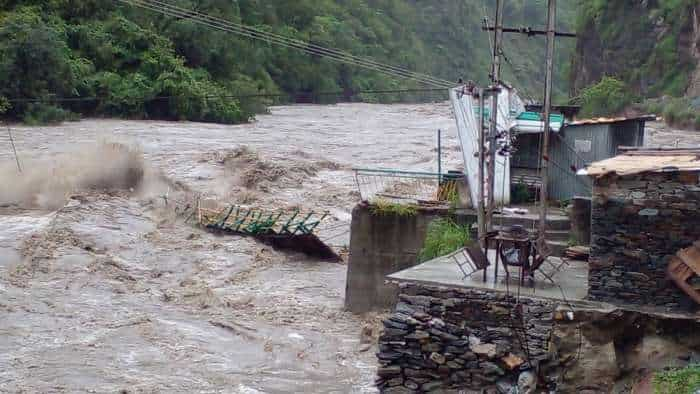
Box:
[387,250,589,302]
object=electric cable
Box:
[116,0,454,88]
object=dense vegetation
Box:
[0,0,576,124]
[575,76,637,118]
[571,0,698,98]
[653,364,700,394]
[568,1,700,123]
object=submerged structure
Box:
[197,199,340,261]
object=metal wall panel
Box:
[511,120,646,201]
[549,124,610,201]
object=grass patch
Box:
[654,365,700,394]
[638,97,700,130]
[511,183,534,204]
[418,218,472,262]
[369,199,417,217]
[574,76,637,118]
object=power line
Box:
[4,88,447,104]
[128,0,451,88]
[116,0,454,88]
[141,0,455,87]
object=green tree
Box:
[0,8,80,121]
[576,76,635,117]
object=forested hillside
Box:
[0,0,576,124]
[571,0,700,98]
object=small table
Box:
[493,233,533,285]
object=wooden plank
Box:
[667,257,700,305]
[668,257,694,282]
[677,246,700,276]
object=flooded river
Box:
[0,101,696,393]
[0,102,463,393]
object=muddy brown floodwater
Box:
[0,102,695,393]
[0,102,462,393]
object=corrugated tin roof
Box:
[582,147,700,177]
[568,115,657,126]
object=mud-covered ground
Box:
[0,102,463,393]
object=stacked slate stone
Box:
[589,170,700,311]
[376,283,555,393]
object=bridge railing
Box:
[352,168,464,205]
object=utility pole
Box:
[482,0,576,256]
[538,0,557,254]
[486,0,504,231]
[477,88,487,253]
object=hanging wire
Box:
[502,50,539,105]
[140,0,456,87]
[116,0,454,88]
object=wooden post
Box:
[538,0,557,250]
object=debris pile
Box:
[209,146,342,192]
[198,200,340,261]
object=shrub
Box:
[0,96,9,115]
[653,365,700,394]
[694,114,700,130]
[663,101,683,125]
[369,199,417,217]
[511,184,532,204]
[418,218,472,262]
[577,76,636,118]
[21,103,75,125]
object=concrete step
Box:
[546,230,571,242]
[546,240,569,258]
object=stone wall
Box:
[589,170,700,311]
[376,283,555,393]
[376,283,700,393]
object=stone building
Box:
[583,147,700,311]
[370,148,700,393]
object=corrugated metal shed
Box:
[511,116,650,201]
